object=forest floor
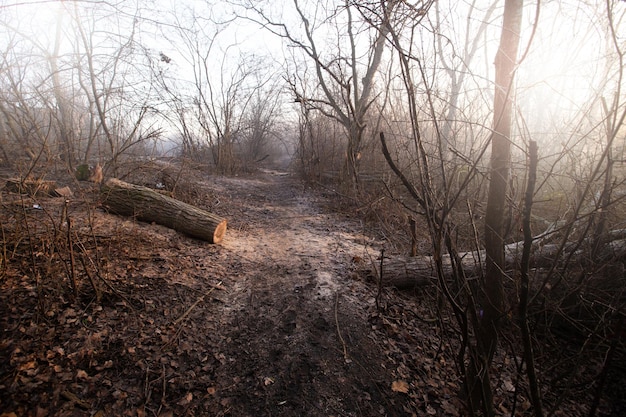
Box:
[0,167,463,417]
[0,166,620,416]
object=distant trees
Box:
[152,2,286,173]
[0,0,287,176]
[239,0,425,189]
[0,1,162,175]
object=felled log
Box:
[5,178,57,196]
[101,178,227,244]
[366,231,626,289]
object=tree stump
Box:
[101,178,227,244]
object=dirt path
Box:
[2,169,444,417]
[206,170,405,416]
[3,167,617,417]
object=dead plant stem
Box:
[335,291,349,362]
[172,281,223,326]
[66,205,78,299]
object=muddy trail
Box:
[204,171,406,416]
[2,169,460,417]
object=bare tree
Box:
[239,77,283,167]
[69,2,162,173]
[0,0,163,176]
[239,0,421,189]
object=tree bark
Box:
[479,0,524,413]
[6,178,57,197]
[101,178,227,244]
[363,231,626,290]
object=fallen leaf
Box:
[441,400,460,417]
[177,392,193,406]
[502,378,515,392]
[206,387,217,395]
[426,378,439,388]
[391,380,409,393]
[18,360,36,371]
[76,369,89,379]
[112,390,127,400]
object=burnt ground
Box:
[1,167,620,416]
[0,169,463,417]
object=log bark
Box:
[5,178,57,196]
[101,178,227,244]
[365,231,626,289]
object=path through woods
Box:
[2,169,460,417]
[3,168,613,416]
[204,170,413,416]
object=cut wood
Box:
[101,178,227,244]
[5,178,57,196]
[364,231,626,290]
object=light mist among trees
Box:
[1,0,626,415]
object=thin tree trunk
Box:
[478,0,524,414]
[520,141,544,417]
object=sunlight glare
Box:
[517,1,624,131]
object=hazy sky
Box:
[2,0,625,150]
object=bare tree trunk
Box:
[49,6,73,168]
[477,0,523,414]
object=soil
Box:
[1,167,621,417]
[0,168,461,417]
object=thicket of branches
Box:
[236,0,626,415]
[0,0,289,178]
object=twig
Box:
[144,363,151,403]
[172,282,223,326]
[156,363,166,416]
[61,390,91,410]
[376,246,385,311]
[66,204,78,299]
[519,140,544,417]
[75,237,134,308]
[77,250,101,303]
[19,193,43,310]
[0,217,7,278]
[335,292,349,362]
[409,217,418,257]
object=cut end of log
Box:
[213,220,227,244]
